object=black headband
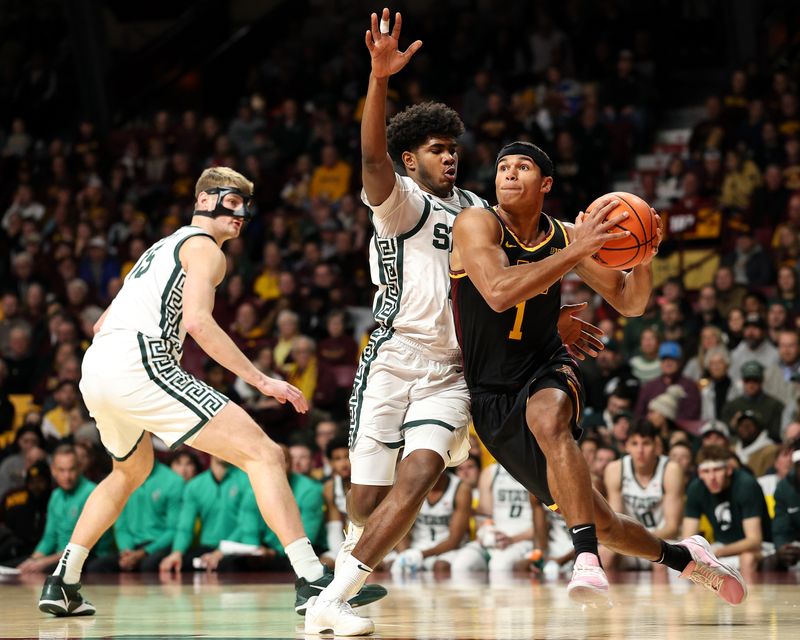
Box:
[495,141,554,177]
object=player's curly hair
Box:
[386,102,465,161]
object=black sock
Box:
[656,540,692,572]
[569,523,599,557]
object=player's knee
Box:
[527,409,572,446]
[246,438,285,470]
[113,461,151,492]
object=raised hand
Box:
[572,197,630,258]
[557,303,605,361]
[254,375,309,414]
[365,7,423,79]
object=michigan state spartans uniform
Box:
[451,209,584,508]
[621,455,668,531]
[80,226,229,460]
[452,463,533,572]
[350,174,488,485]
[333,475,348,516]
[409,474,465,570]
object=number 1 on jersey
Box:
[508,301,526,340]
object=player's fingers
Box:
[567,345,585,361]
[561,302,587,312]
[391,11,402,39]
[581,331,605,351]
[604,230,630,241]
[403,39,423,57]
[599,211,627,230]
[579,320,604,338]
[365,30,375,51]
[370,12,380,39]
[591,197,618,218]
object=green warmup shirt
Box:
[35,475,113,557]
[685,469,772,545]
[171,466,249,553]
[115,462,185,554]
[231,473,324,555]
[773,471,800,548]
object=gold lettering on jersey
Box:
[550,247,562,255]
[516,258,548,296]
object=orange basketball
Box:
[586,191,657,270]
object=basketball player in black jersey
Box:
[450,141,747,607]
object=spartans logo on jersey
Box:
[715,501,733,532]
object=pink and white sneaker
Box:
[566,552,609,605]
[678,535,748,606]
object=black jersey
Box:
[451,209,570,394]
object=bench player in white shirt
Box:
[37,168,384,618]
[305,9,605,636]
[601,420,685,570]
[390,472,472,573]
[321,436,352,568]
[452,463,534,573]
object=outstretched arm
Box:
[362,8,422,207]
[452,200,626,313]
[181,237,308,413]
[569,211,663,317]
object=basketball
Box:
[586,191,657,270]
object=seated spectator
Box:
[309,145,352,204]
[772,446,800,569]
[3,323,38,394]
[578,338,635,414]
[699,420,732,451]
[581,389,633,435]
[229,301,269,357]
[635,342,701,423]
[730,314,780,382]
[719,149,762,211]
[758,426,800,518]
[601,421,684,570]
[722,362,785,442]
[690,285,726,335]
[289,438,316,479]
[41,381,80,449]
[683,445,772,573]
[169,450,202,483]
[700,347,737,421]
[683,326,726,381]
[668,441,694,477]
[318,310,358,367]
[273,310,300,368]
[0,460,51,562]
[320,436,351,568]
[630,327,661,383]
[110,458,185,572]
[659,301,693,356]
[714,266,748,319]
[15,445,113,572]
[312,419,339,477]
[764,329,800,419]
[731,410,780,477]
[0,425,46,498]
[389,472,471,575]
[283,336,337,416]
[160,457,250,572]
[201,445,323,572]
[646,385,685,442]
[770,265,800,317]
[591,444,619,496]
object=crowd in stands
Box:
[2,1,800,575]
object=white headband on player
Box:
[698,460,727,471]
[792,449,800,464]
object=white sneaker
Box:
[566,552,610,606]
[304,596,375,636]
[335,522,363,573]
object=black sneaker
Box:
[38,575,96,617]
[294,567,388,615]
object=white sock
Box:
[54,543,89,585]
[284,537,324,582]
[321,554,372,603]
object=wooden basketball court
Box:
[3,571,798,639]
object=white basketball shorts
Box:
[80,333,229,460]
[348,329,471,486]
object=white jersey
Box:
[363,175,488,356]
[411,474,462,551]
[98,226,214,361]
[490,464,532,537]
[545,508,572,558]
[333,475,348,516]
[620,455,668,531]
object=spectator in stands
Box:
[41,381,80,449]
[0,359,14,435]
[170,450,201,483]
[318,310,358,367]
[630,326,661,382]
[699,420,732,451]
[668,441,694,476]
[289,439,315,479]
[3,324,37,394]
[111,457,185,572]
[658,301,693,356]
[722,235,772,289]
[730,315,780,382]
[252,241,283,305]
[714,266,747,319]
[591,444,619,496]
[283,336,336,416]
[720,149,762,211]
[773,446,800,569]
[0,460,51,563]
[229,301,269,357]
[646,385,685,441]
[273,309,301,368]
[309,145,352,204]
[0,425,46,498]
[15,445,113,572]
[582,389,633,436]
[764,329,800,413]
[683,445,771,574]
[78,237,119,303]
[723,363,784,442]
[160,457,250,573]
[635,341,701,423]
[312,419,339,478]
[731,410,780,477]
[771,266,800,317]
[689,96,723,158]
[684,325,726,381]
[754,165,790,231]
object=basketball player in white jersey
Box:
[601,420,685,569]
[305,9,604,635]
[390,472,472,574]
[452,463,534,573]
[321,436,351,568]
[37,168,384,617]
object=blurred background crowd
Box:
[1,0,800,575]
